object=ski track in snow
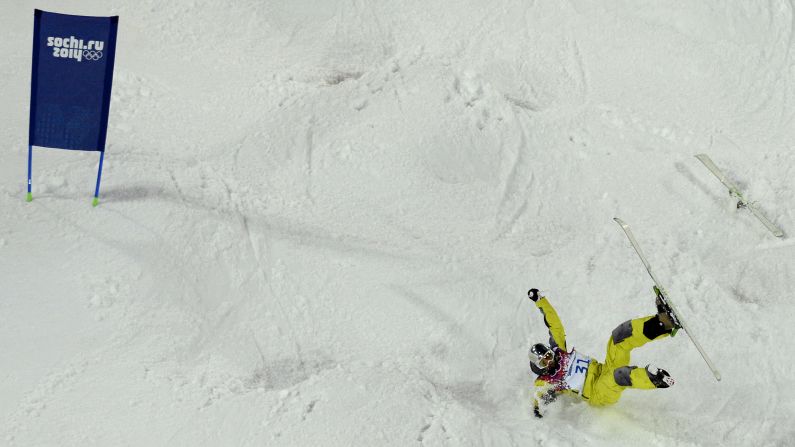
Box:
[2,0,795,446]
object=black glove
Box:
[533,406,543,418]
[527,288,540,302]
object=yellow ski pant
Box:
[586,316,669,406]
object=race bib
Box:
[563,350,591,394]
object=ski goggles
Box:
[538,350,555,368]
[530,343,555,369]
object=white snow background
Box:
[2,1,795,446]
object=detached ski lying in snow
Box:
[695,154,784,237]
[614,218,721,382]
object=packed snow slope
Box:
[2,1,795,445]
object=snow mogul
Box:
[526,288,679,418]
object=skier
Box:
[527,288,680,418]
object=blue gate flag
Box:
[30,9,118,151]
[27,9,119,205]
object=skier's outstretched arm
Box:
[528,289,567,351]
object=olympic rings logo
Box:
[82,50,103,61]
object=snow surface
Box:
[2,1,795,445]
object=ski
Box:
[614,218,721,382]
[695,154,784,237]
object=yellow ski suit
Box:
[532,296,671,412]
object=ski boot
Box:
[646,364,675,388]
[654,286,682,336]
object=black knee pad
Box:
[643,315,671,340]
[614,366,635,386]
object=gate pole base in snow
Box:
[92,151,105,207]
[26,145,33,202]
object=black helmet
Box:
[529,343,555,376]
